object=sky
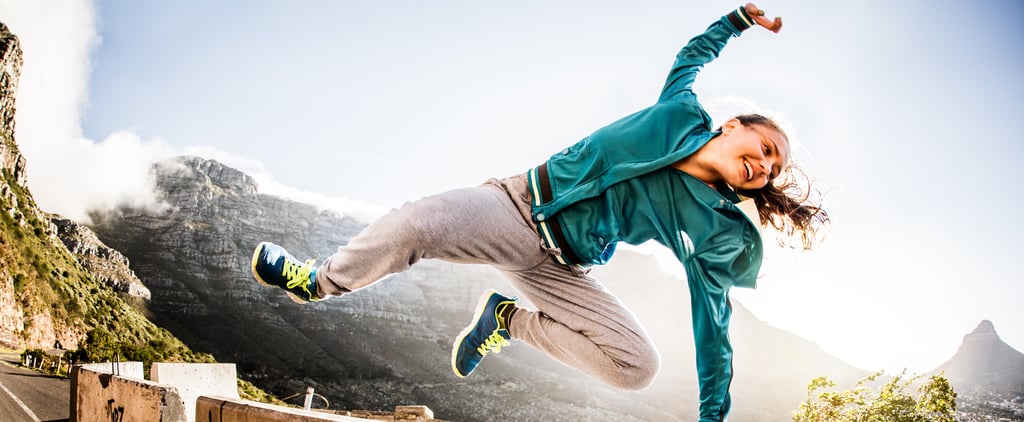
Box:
[2,0,1022,376]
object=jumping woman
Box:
[252,4,826,420]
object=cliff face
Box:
[1,21,29,225]
[0,21,27,189]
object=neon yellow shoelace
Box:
[476,330,510,356]
[281,259,316,290]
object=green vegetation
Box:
[1,168,212,370]
[238,378,287,404]
[793,371,957,422]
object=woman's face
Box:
[717,119,790,191]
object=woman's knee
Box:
[613,348,661,390]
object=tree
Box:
[81,327,118,362]
[793,371,957,422]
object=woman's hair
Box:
[731,114,830,250]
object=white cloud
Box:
[36,131,177,221]
[2,0,99,218]
[0,0,96,149]
[2,0,179,222]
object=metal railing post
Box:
[303,387,314,410]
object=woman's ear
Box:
[721,118,741,136]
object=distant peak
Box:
[970,320,996,335]
[962,319,1000,344]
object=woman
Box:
[252,4,826,420]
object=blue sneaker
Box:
[251,242,321,303]
[451,289,517,378]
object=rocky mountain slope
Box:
[87,155,871,421]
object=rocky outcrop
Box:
[51,215,151,300]
[1,21,27,236]
[1,21,27,188]
[0,265,25,349]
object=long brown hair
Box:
[731,114,829,250]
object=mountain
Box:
[929,320,1024,419]
[933,320,1024,390]
[87,155,870,421]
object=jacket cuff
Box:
[726,6,755,32]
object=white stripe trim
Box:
[538,221,568,265]
[529,167,542,206]
[0,382,42,422]
[529,166,569,265]
[736,7,754,27]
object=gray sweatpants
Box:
[315,174,659,390]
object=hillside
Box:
[87,155,871,421]
[0,20,211,371]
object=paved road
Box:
[0,352,69,422]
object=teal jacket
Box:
[526,7,761,421]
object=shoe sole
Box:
[451,288,499,378]
[250,242,273,287]
[251,242,311,304]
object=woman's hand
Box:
[744,3,783,33]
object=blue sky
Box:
[3,0,1023,376]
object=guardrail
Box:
[70,362,185,422]
[69,362,441,422]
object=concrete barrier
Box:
[152,363,240,422]
[196,395,368,422]
[71,361,443,421]
[70,362,186,422]
[77,361,145,379]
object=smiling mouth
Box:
[744,161,753,182]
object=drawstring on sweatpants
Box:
[542,244,563,258]
[540,243,591,276]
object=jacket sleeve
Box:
[659,7,756,102]
[682,240,749,421]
